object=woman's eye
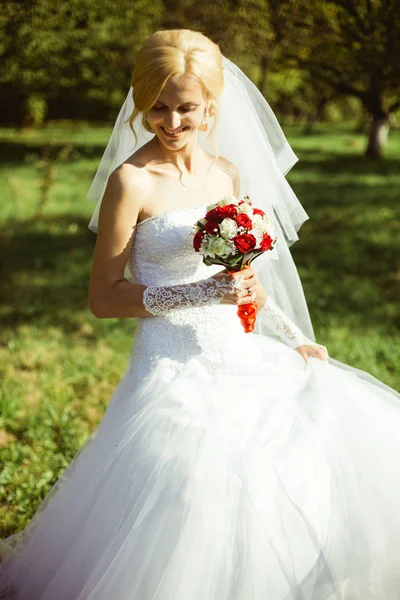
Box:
[151,105,196,113]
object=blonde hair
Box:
[128,30,224,144]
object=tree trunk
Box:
[304,100,327,135]
[366,114,389,158]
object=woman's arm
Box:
[259,297,329,362]
[247,266,328,362]
[88,164,257,319]
[88,164,151,318]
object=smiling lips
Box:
[161,126,189,138]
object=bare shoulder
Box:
[98,161,151,224]
[214,155,240,195]
[107,161,149,201]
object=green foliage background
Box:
[2,0,400,129]
[0,0,399,539]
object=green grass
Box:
[287,124,399,387]
[0,122,399,537]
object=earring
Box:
[200,112,209,132]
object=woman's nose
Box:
[164,111,181,130]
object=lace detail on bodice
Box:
[128,205,245,381]
[131,204,213,287]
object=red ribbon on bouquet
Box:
[228,265,258,333]
[237,302,258,333]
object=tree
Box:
[299,0,400,157]
[0,0,162,123]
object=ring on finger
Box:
[232,275,245,290]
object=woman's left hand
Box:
[295,344,329,363]
[235,266,268,309]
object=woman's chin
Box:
[156,129,194,150]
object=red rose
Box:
[233,234,256,253]
[193,230,204,252]
[219,204,238,219]
[236,213,253,229]
[253,208,265,217]
[204,221,220,235]
[206,204,237,223]
[205,207,223,223]
[260,233,273,251]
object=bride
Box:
[1,29,400,600]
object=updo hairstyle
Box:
[128,29,224,142]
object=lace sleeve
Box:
[142,275,235,316]
[259,296,328,353]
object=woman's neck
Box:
[152,136,208,174]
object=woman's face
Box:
[146,74,209,150]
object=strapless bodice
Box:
[130,203,218,287]
[128,204,249,380]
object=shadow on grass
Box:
[293,151,400,176]
[0,140,105,166]
[0,214,96,334]
[288,155,399,331]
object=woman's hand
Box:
[295,344,329,363]
[212,265,268,307]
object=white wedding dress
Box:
[1,204,400,600]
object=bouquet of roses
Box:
[192,194,276,333]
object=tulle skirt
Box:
[1,334,400,600]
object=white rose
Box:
[262,217,274,235]
[251,214,266,239]
[219,218,238,239]
[252,214,264,228]
[253,232,263,248]
[251,213,273,235]
[252,222,263,236]
[252,227,265,246]
[218,196,239,207]
[238,202,252,215]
